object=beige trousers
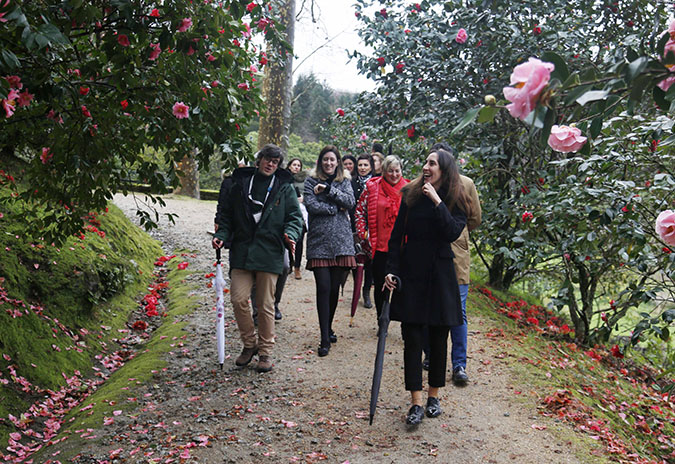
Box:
[230,269,278,356]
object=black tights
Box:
[313,266,347,347]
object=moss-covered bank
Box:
[0,184,163,445]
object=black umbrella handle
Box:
[385,275,402,304]
[216,247,221,263]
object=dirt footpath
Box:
[73,193,587,463]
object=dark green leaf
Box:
[541,51,569,82]
[450,107,481,136]
[626,57,649,82]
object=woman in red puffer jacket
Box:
[354,154,409,318]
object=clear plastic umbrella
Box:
[214,248,226,368]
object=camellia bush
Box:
[0,0,280,241]
[328,0,674,347]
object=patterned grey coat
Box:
[304,173,356,261]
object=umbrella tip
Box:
[369,415,373,426]
[220,363,223,370]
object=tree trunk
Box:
[174,153,200,199]
[258,0,295,152]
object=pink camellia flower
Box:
[669,19,675,40]
[522,211,533,222]
[455,28,468,44]
[246,2,257,12]
[380,8,387,19]
[237,82,249,90]
[172,101,189,119]
[178,17,193,32]
[0,0,9,24]
[655,210,675,246]
[657,76,675,92]
[1,89,18,118]
[79,86,89,96]
[17,90,34,107]
[177,261,189,270]
[242,22,252,39]
[81,105,91,118]
[360,133,368,141]
[663,39,675,66]
[206,53,216,62]
[40,147,53,164]
[547,125,587,153]
[5,75,22,89]
[503,57,554,120]
[336,108,345,117]
[407,126,415,138]
[117,34,130,47]
[149,43,161,61]
[249,64,258,73]
[395,62,405,73]
[376,57,385,66]
[150,8,160,18]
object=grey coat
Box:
[304,174,356,260]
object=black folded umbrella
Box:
[369,275,401,425]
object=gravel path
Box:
[70,193,588,463]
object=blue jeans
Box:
[450,284,469,370]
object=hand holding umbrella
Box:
[369,273,401,425]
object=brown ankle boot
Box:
[235,345,258,366]
[294,268,302,280]
[256,355,273,372]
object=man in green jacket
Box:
[212,144,303,372]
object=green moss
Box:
[39,260,200,461]
[0,196,162,448]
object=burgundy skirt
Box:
[306,255,356,270]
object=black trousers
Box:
[401,323,450,391]
[313,266,347,347]
[372,251,388,318]
[294,229,305,269]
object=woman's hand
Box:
[314,183,327,195]
[383,273,398,291]
[422,182,442,206]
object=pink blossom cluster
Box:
[2,75,34,118]
[658,20,675,91]
[455,28,468,44]
[547,125,587,153]
[503,57,554,120]
[655,210,675,246]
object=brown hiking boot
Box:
[256,355,273,373]
[235,345,258,366]
[294,268,302,280]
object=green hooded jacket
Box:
[214,166,303,275]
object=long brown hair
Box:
[315,145,346,182]
[401,149,469,215]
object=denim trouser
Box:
[450,284,469,370]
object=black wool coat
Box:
[386,195,467,327]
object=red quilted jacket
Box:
[354,176,409,259]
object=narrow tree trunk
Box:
[174,153,200,199]
[258,0,295,152]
